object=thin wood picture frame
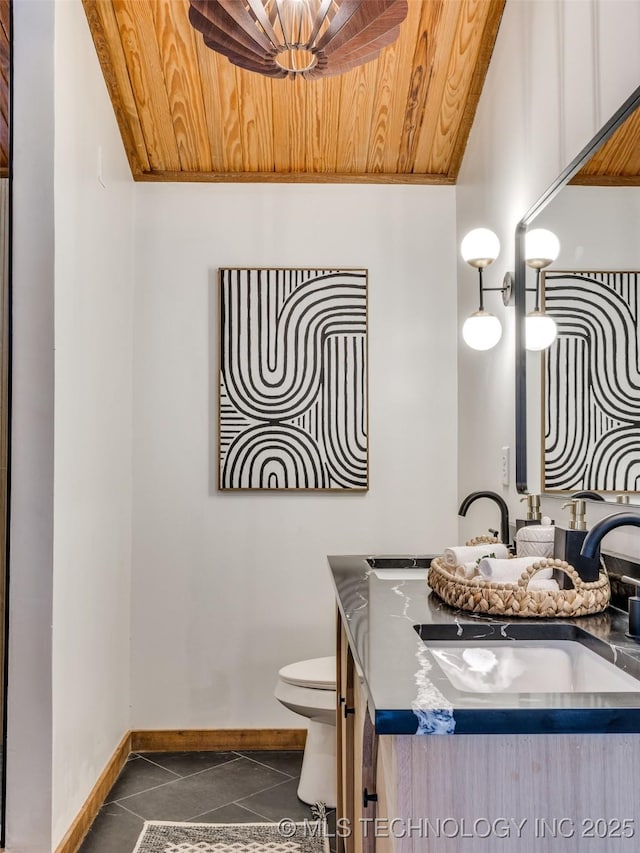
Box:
[218,267,369,491]
[542,269,640,495]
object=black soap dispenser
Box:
[553,499,601,582]
[621,576,640,640]
[515,494,542,531]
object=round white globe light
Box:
[462,310,502,350]
[526,311,557,351]
[525,228,560,269]
[460,228,500,268]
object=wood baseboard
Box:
[53,728,305,852]
[54,731,131,853]
[131,728,307,752]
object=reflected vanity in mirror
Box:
[514,84,640,506]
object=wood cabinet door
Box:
[337,614,355,853]
[336,612,378,853]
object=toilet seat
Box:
[278,656,336,691]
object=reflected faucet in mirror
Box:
[571,491,605,502]
[458,491,510,547]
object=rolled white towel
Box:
[455,561,480,579]
[443,543,509,568]
[528,578,559,592]
[477,556,553,583]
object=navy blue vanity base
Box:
[329,554,640,736]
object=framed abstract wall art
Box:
[219,268,368,491]
[543,270,640,494]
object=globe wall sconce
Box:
[460,228,511,351]
[461,227,560,352]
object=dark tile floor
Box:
[79,750,334,853]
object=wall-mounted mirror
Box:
[514,84,640,505]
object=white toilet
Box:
[274,656,337,808]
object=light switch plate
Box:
[501,446,510,486]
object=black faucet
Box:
[581,512,640,558]
[458,491,510,546]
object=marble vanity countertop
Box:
[328,554,640,736]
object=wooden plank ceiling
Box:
[83,0,506,183]
[572,104,640,186]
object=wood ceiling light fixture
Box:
[188,0,409,79]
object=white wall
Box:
[7,2,134,850]
[131,183,458,727]
[50,1,135,846]
[535,186,640,269]
[456,0,640,546]
[7,1,56,849]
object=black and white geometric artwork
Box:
[219,268,368,490]
[543,270,640,493]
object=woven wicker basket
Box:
[428,538,610,618]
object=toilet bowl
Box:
[274,656,336,808]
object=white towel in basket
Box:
[443,543,509,568]
[455,561,481,579]
[477,556,553,583]
[528,578,559,592]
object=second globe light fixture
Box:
[523,228,560,351]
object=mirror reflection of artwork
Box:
[219,267,368,491]
[543,270,640,493]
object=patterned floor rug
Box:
[133,821,329,853]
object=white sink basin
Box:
[372,569,426,580]
[427,640,640,694]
